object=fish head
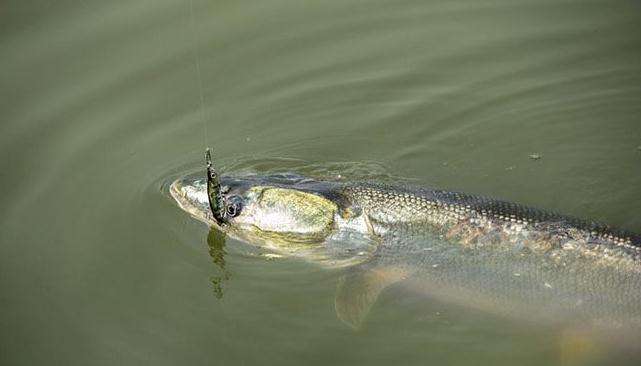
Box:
[170,173,355,258]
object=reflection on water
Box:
[207,228,229,299]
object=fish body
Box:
[345,184,641,327]
[170,172,641,331]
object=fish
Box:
[169,169,641,336]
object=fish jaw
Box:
[170,175,217,226]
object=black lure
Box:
[205,148,227,225]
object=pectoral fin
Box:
[334,266,408,329]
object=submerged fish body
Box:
[339,184,641,330]
[170,172,641,331]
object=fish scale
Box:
[343,184,641,258]
[341,184,641,329]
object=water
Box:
[1,0,640,365]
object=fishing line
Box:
[188,1,231,332]
[188,0,209,149]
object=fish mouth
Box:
[169,175,217,225]
[168,172,282,227]
[168,179,188,208]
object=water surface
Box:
[1,0,640,365]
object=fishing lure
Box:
[205,148,242,225]
[205,148,227,225]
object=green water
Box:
[1,0,640,365]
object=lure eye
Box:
[225,196,243,218]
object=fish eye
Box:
[225,196,242,218]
